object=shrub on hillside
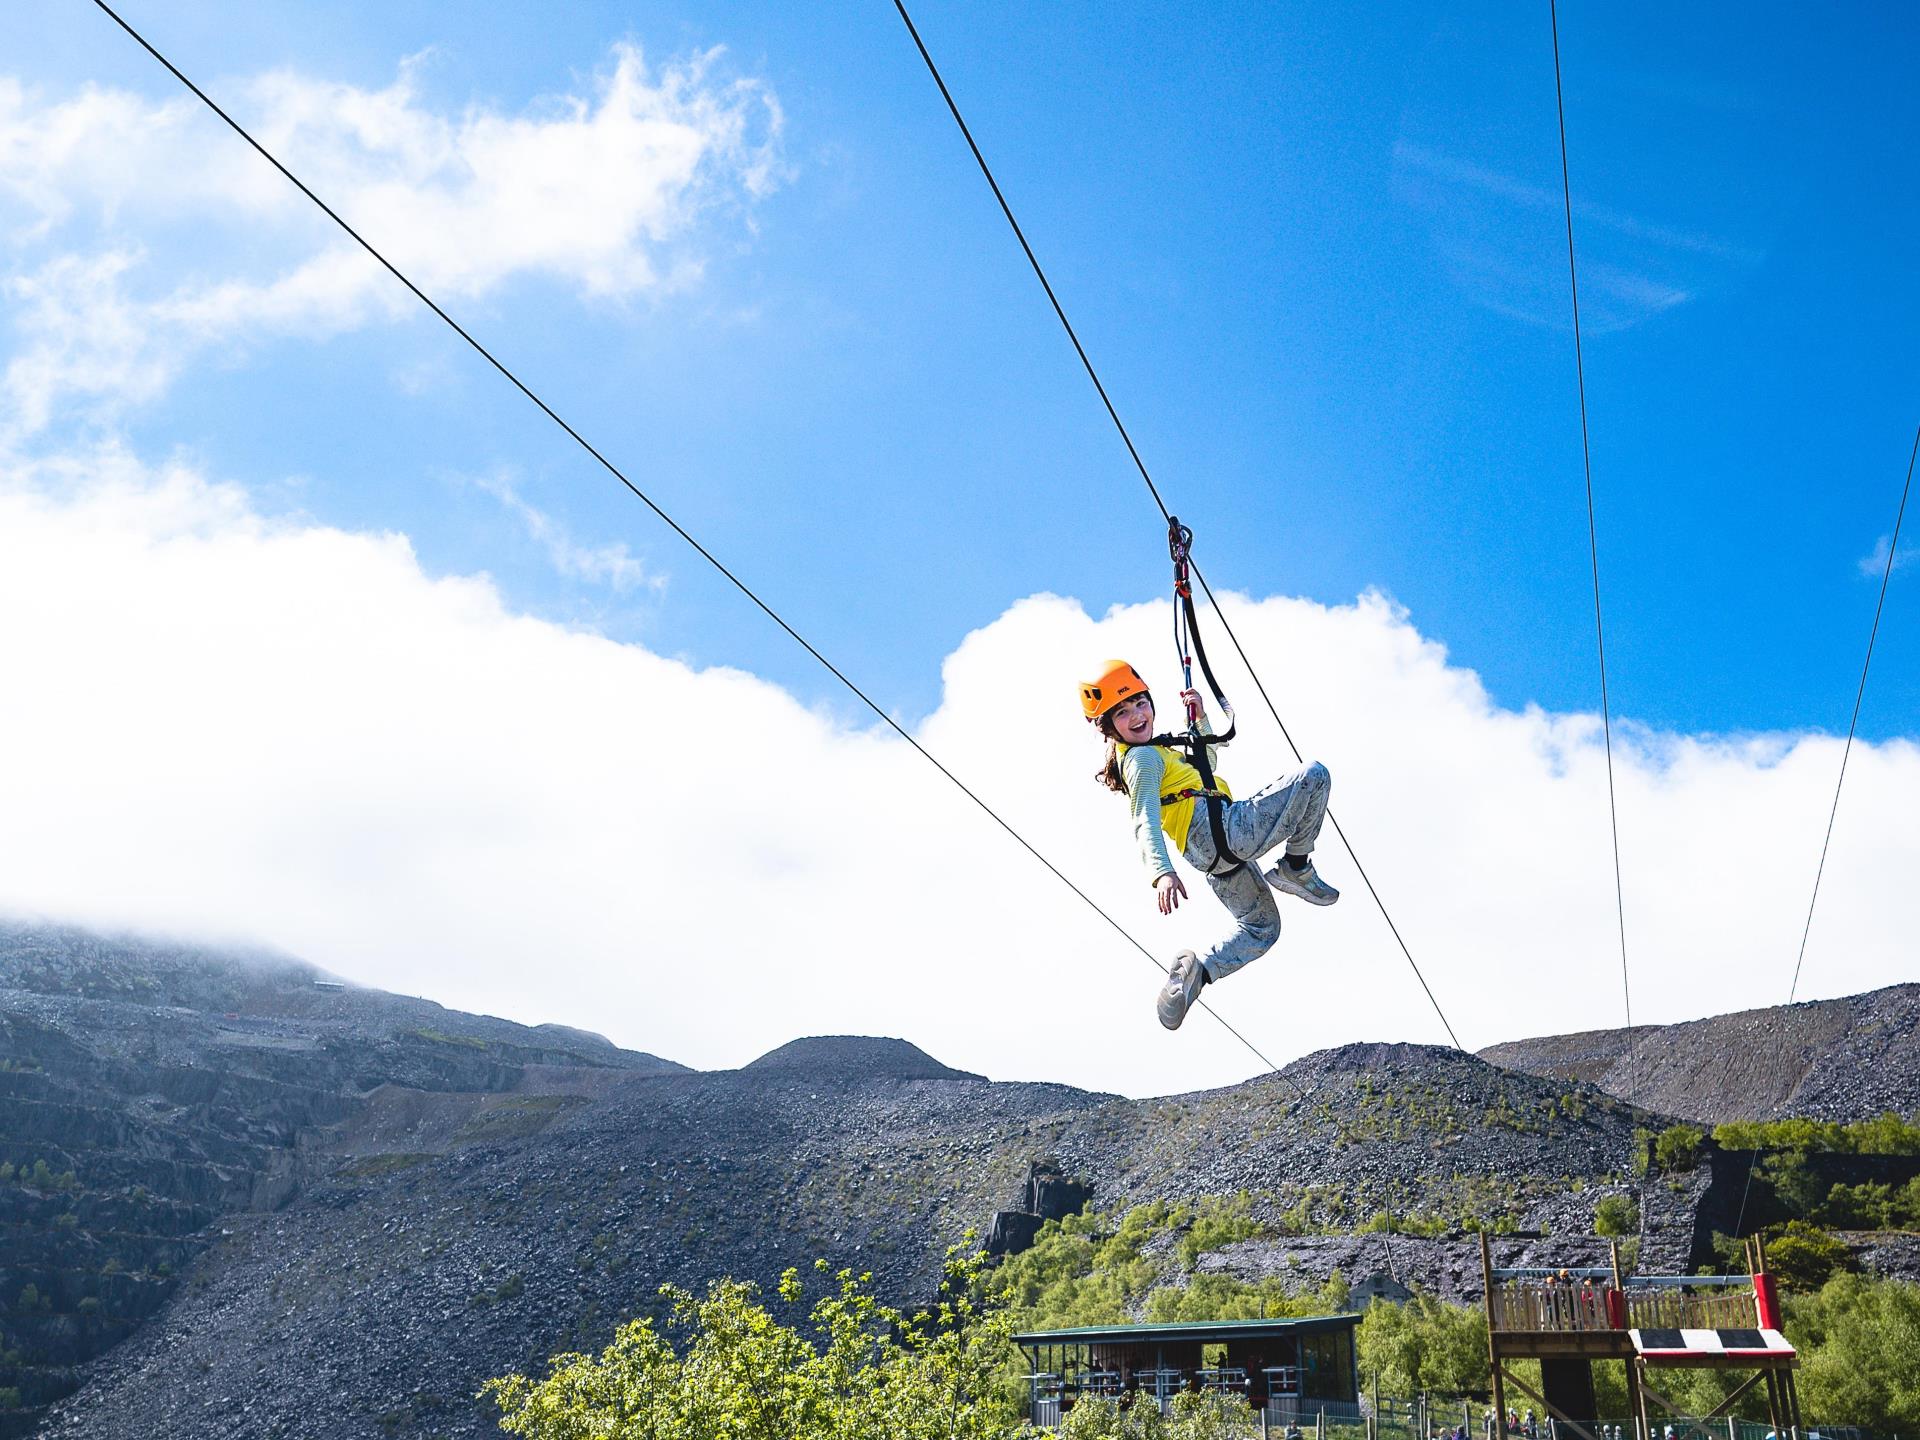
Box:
[1593,1194,1638,1238]
[1176,1194,1265,1268]
[993,1201,1350,1334]
[1766,1221,1853,1292]
[1793,1273,1920,1432]
[1357,1294,1487,1398]
[485,1250,1020,1440]
[1714,1113,1920,1156]
[1061,1392,1255,1439]
[1652,1124,1704,1174]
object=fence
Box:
[1489,1284,1762,1336]
[1023,1388,1421,1438]
[1587,1419,1850,1440]
[1622,1290,1757,1331]
[1488,1283,1618,1332]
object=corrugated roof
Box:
[1014,1314,1360,1346]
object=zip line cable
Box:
[87,0,1297,1087]
[1787,426,1915,1009]
[1732,422,1918,1236]
[1549,0,1636,1106]
[891,0,1464,1051]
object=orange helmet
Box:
[1079,659,1149,723]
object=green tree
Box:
[1357,1295,1487,1397]
[1713,1113,1920,1157]
[1818,1180,1892,1230]
[1791,1273,1920,1431]
[1141,1272,1348,1326]
[1176,1193,1264,1268]
[993,1205,1174,1329]
[1766,1222,1852,1293]
[485,1250,1021,1440]
[1845,1112,1920,1156]
[1061,1392,1252,1440]
[1759,1151,1826,1219]
[1652,1125,1703,1174]
[1593,1194,1638,1238]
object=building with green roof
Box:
[1013,1313,1363,1428]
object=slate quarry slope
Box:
[32,1037,1658,1440]
[0,924,676,1438]
[10,923,1902,1440]
[36,1048,1109,1440]
[1479,982,1920,1125]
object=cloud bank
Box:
[0,47,783,435]
[2,453,1912,1099]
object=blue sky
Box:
[17,1,1916,736]
[2,2,1914,1090]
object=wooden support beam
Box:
[1638,1366,1764,1439]
[1483,1233,1509,1440]
[1707,1369,1767,1421]
[1637,1372,1688,1422]
[1492,1365,1604,1440]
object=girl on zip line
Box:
[1079,658,1337,1031]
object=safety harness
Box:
[1145,517,1245,877]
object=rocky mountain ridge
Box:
[1478,982,1920,1125]
[4,924,1915,1439]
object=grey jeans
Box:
[1181,760,1330,980]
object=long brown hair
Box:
[1093,710,1131,794]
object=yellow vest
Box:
[1117,741,1232,852]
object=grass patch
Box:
[452,1094,586,1146]
[406,1027,489,1050]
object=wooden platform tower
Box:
[1480,1233,1803,1440]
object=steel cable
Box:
[1732,422,1917,1236]
[1549,0,1637,1107]
[892,0,1464,1050]
[89,0,1296,1088]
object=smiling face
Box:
[1107,691,1155,744]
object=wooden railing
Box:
[1625,1288,1757,1330]
[1490,1282,1759,1333]
[1489,1283,1616,1332]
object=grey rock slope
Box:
[37,1051,1109,1440]
[28,1034,1657,1440]
[0,923,678,1439]
[1478,983,1920,1125]
[6,924,1910,1440]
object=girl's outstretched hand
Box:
[1155,872,1188,915]
[1180,688,1206,727]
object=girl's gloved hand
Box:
[1180,688,1205,727]
[1155,872,1188,915]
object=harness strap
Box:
[1165,515,1245,877]
[1188,737,1245,878]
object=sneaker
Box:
[1157,951,1209,1031]
[1265,857,1339,906]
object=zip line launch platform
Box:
[1480,1233,1803,1440]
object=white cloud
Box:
[1390,139,1757,333]
[467,469,659,594]
[1857,532,1914,580]
[2,454,1915,1100]
[0,46,783,434]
